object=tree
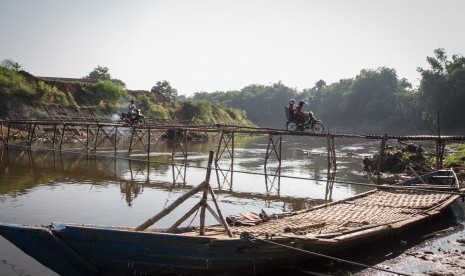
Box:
[315,79,326,91]
[151,80,178,101]
[418,48,465,129]
[84,66,126,88]
[1,59,22,71]
[84,66,111,82]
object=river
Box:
[0,135,459,275]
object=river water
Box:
[0,135,446,275]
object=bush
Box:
[444,144,465,167]
[38,81,69,105]
[94,80,127,104]
[0,66,36,97]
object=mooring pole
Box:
[376,133,388,175]
[436,111,443,170]
[200,151,215,235]
[436,139,445,170]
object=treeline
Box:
[192,49,465,134]
[0,63,254,127]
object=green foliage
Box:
[0,66,36,97]
[151,80,178,101]
[418,48,465,129]
[176,100,215,124]
[84,66,126,88]
[38,81,69,105]
[444,143,465,167]
[193,81,301,127]
[1,59,22,71]
[137,95,170,119]
[191,49,465,134]
[93,80,127,104]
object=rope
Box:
[239,232,411,276]
[4,144,465,197]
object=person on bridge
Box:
[295,100,315,125]
[129,100,136,113]
[288,99,296,119]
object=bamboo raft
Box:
[204,188,455,239]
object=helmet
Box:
[298,100,305,106]
[289,99,295,105]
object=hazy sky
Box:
[1,0,464,96]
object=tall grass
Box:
[0,66,36,97]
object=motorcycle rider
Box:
[127,99,137,119]
[288,99,296,120]
[295,100,315,125]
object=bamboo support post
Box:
[114,126,118,155]
[147,127,151,158]
[85,125,89,151]
[376,134,388,175]
[52,124,57,149]
[327,134,337,171]
[28,123,36,147]
[435,139,445,170]
[5,122,11,146]
[265,134,282,167]
[215,131,234,165]
[59,124,66,150]
[199,151,215,235]
[128,127,135,153]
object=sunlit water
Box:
[0,136,387,275]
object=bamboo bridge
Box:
[2,118,465,173]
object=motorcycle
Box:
[121,109,146,125]
[284,106,324,133]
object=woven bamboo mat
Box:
[206,189,451,237]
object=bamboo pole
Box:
[135,181,207,231]
[135,151,215,232]
[199,151,215,235]
[147,127,151,158]
[52,124,57,149]
[59,124,66,150]
[208,185,234,237]
[215,131,224,165]
[166,202,202,233]
[407,166,426,184]
[376,134,388,175]
[128,127,135,152]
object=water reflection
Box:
[0,144,345,209]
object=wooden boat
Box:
[1,156,464,275]
[400,169,462,189]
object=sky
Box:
[1,0,465,96]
